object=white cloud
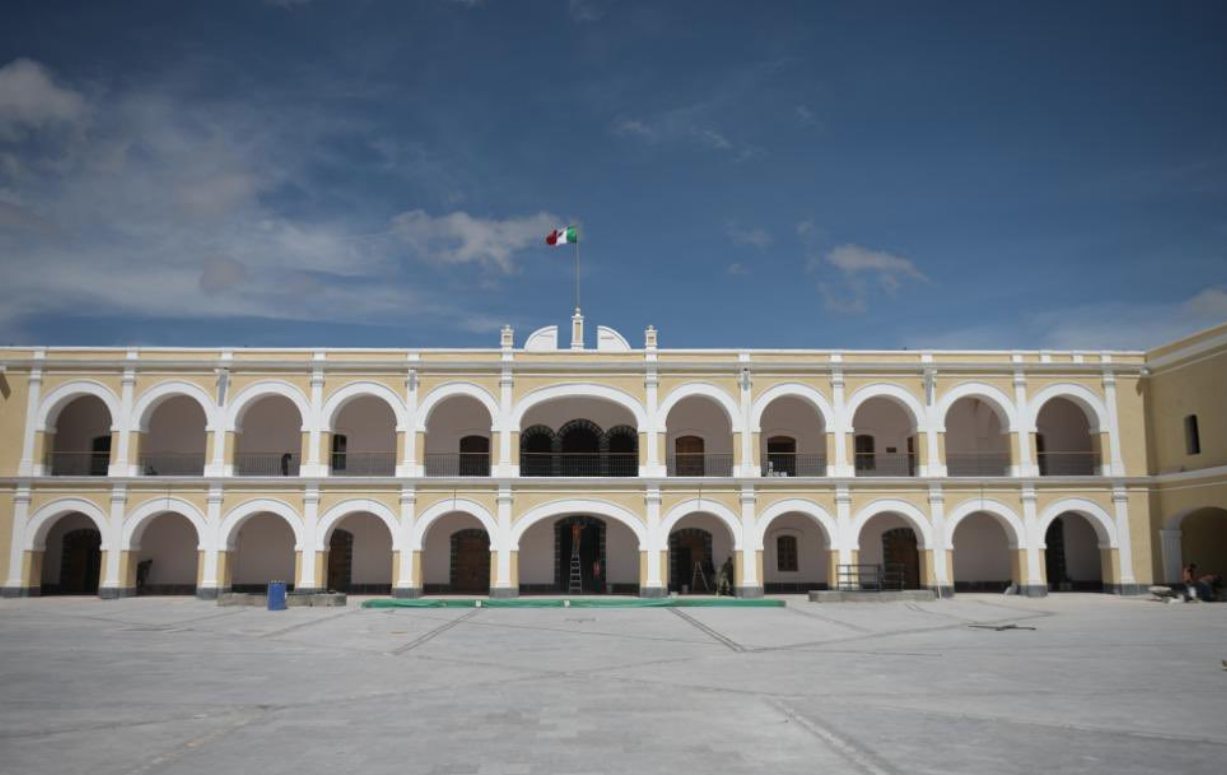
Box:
[727,223,771,250]
[391,209,559,273]
[727,262,748,276]
[569,0,608,23]
[825,244,928,293]
[0,59,87,140]
[795,105,816,125]
[806,242,928,314]
[1185,286,1227,318]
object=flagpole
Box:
[574,231,581,312]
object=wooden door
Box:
[327,529,353,592]
[59,528,102,594]
[675,436,705,476]
[882,528,919,589]
[451,530,491,594]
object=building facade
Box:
[1,316,1224,600]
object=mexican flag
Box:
[545,226,578,246]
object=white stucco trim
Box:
[315,498,401,551]
[849,498,934,550]
[35,380,123,432]
[27,498,113,551]
[321,381,409,432]
[657,382,743,433]
[511,383,648,429]
[510,499,647,550]
[1036,498,1118,549]
[413,497,498,551]
[219,498,307,551]
[844,383,928,433]
[934,381,1019,433]
[1025,383,1109,434]
[752,498,837,550]
[122,497,209,551]
[416,381,500,433]
[224,380,313,433]
[942,497,1026,550]
[749,383,834,432]
[658,498,743,551]
[132,380,220,433]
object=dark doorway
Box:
[450,529,491,594]
[669,528,714,593]
[55,528,102,595]
[521,426,555,476]
[327,528,354,592]
[90,435,111,476]
[554,517,606,593]
[559,420,601,476]
[766,436,797,476]
[882,527,920,589]
[605,426,639,477]
[674,435,705,476]
[458,435,491,476]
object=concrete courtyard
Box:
[0,594,1223,775]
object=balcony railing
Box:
[762,453,827,477]
[235,452,301,477]
[667,453,734,477]
[424,453,492,477]
[854,452,916,477]
[139,452,205,476]
[330,451,396,477]
[520,452,638,477]
[48,451,110,476]
[1037,451,1098,476]
[946,452,1011,477]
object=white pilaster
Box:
[497,358,515,477]
[299,485,321,589]
[200,485,224,590]
[303,354,325,477]
[207,362,230,477]
[644,329,663,477]
[102,485,127,588]
[835,485,853,566]
[739,355,756,477]
[928,485,948,588]
[1111,487,1135,586]
[1021,485,1042,585]
[1011,359,1033,477]
[495,486,513,589]
[1102,366,1125,477]
[396,487,417,589]
[4,487,32,588]
[111,356,137,476]
[1159,529,1183,585]
[831,357,850,477]
[644,487,663,589]
[18,353,44,476]
[399,359,420,477]
[922,364,943,477]
[738,485,758,586]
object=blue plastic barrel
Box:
[267,581,287,611]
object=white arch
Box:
[658,382,743,433]
[35,380,122,432]
[659,498,743,551]
[511,383,648,429]
[26,498,112,551]
[752,498,837,550]
[224,380,312,432]
[122,497,209,550]
[413,498,499,551]
[845,383,928,433]
[219,498,306,550]
[322,381,408,432]
[936,382,1019,433]
[750,383,834,432]
[417,382,500,433]
[1165,505,1227,531]
[510,499,647,550]
[316,499,400,551]
[1026,383,1108,433]
[1037,498,1117,548]
[132,380,219,432]
[850,499,934,549]
[943,498,1026,550]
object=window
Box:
[330,434,348,471]
[776,535,798,572]
[1185,415,1201,456]
[766,436,797,476]
[675,435,705,476]
[854,434,875,472]
[459,435,491,476]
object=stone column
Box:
[197,485,225,599]
[398,366,419,477]
[100,485,129,599]
[928,486,950,596]
[2,487,34,596]
[1020,486,1046,597]
[736,486,763,597]
[831,360,850,476]
[112,363,136,476]
[1011,364,1033,477]
[642,488,665,597]
[1102,367,1125,476]
[394,487,421,597]
[297,486,321,593]
[835,486,853,568]
[491,486,517,598]
[302,359,325,477]
[1111,487,1137,595]
[19,359,44,477]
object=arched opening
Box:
[421,512,490,594]
[1036,398,1097,476]
[41,513,102,594]
[518,514,640,595]
[763,513,830,593]
[951,513,1013,592]
[134,513,199,595]
[1176,508,1227,600]
[330,396,397,476]
[851,398,917,477]
[235,396,302,476]
[325,512,393,594]
[48,396,112,476]
[944,397,1010,477]
[519,396,639,477]
[231,513,296,592]
[666,396,733,477]
[857,513,921,589]
[667,513,735,594]
[760,396,827,477]
[424,395,493,477]
[1045,513,1103,592]
[141,396,207,476]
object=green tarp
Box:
[362,597,785,609]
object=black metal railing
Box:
[945,452,1011,477]
[667,453,734,477]
[836,563,907,591]
[761,453,827,477]
[853,452,916,477]
[1037,451,1098,476]
[48,451,110,476]
[139,452,205,476]
[235,452,301,476]
[424,453,492,477]
[330,451,396,477]
[519,452,638,477]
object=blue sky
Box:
[1,0,1224,350]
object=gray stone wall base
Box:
[933,586,955,599]
[0,586,37,598]
[286,592,346,607]
[99,587,136,600]
[195,588,219,600]
[1106,583,1146,597]
[489,587,518,599]
[736,586,765,599]
[639,586,667,599]
[392,587,423,599]
[1020,585,1049,598]
[809,589,938,603]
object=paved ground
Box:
[0,594,1224,775]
